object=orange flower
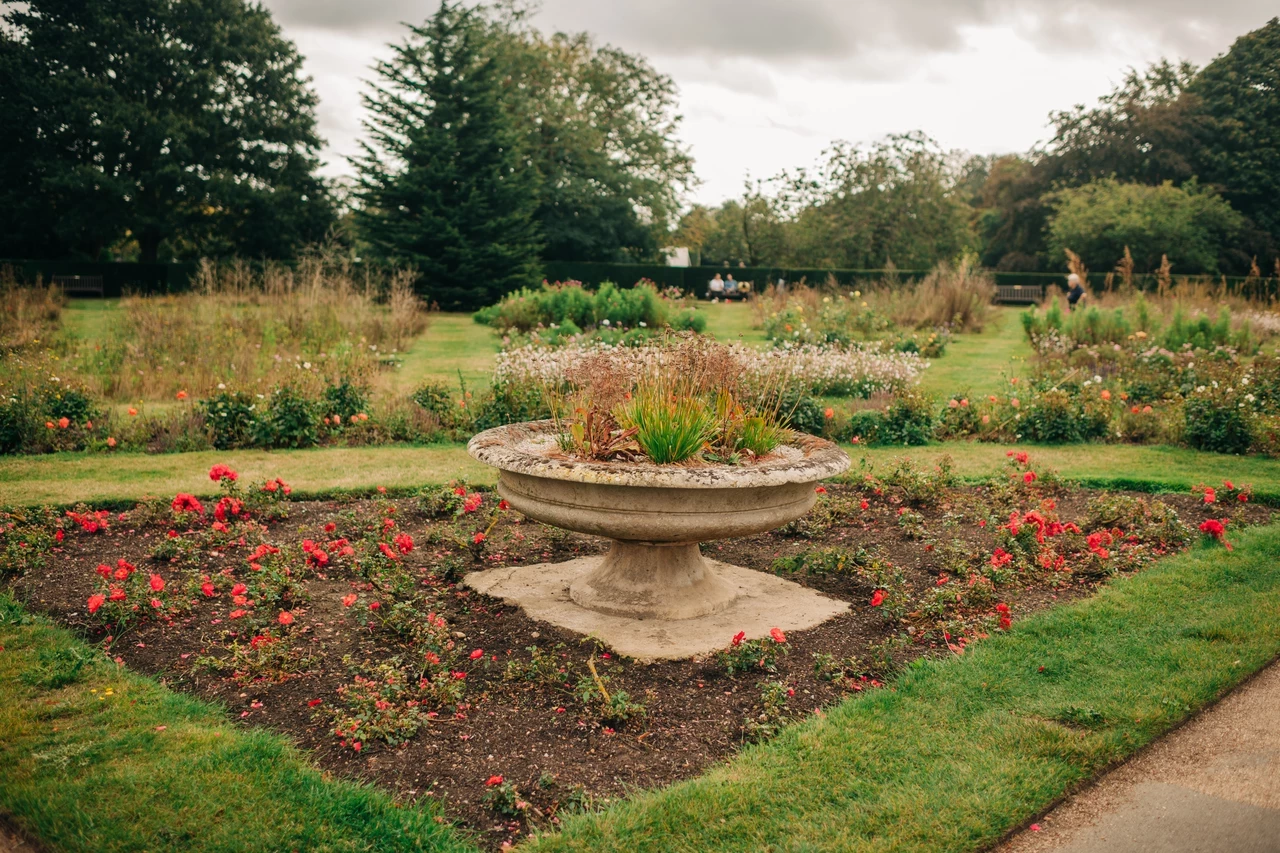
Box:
[106,436,117,448]
[128,407,138,416]
[45,421,54,429]
[277,611,295,626]
[57,417,70,429]
[176,390,188,400]
[1100,389,1111,401]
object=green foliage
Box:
[476,280,699,337]
[1184,389,1254,454]
[1046,179,1244,274]
[199,391,258,450]
[254,386,319,449]
[410,382,462,428]
[619,392,715,464]
[714,634,789,676]
[1021,389,1109,444]
[352,3,542,310]
[0,0,332,261]
[881,389,935,446]
[322,380,368,421]
[1189,19,1280,241]
[471,380,551,432]
[476,5,694,262]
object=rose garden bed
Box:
[1,458,1267,850]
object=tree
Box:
[476,4,695,262]
[0,0,332,261]
[1045,179,1243,274]
[1189,18,1280,242]
[780,133,973,269]
[1041,60,1205,189]
[352,2,542,311]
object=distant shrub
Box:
[475,280,697,337]
[200,391,258,450]
[881,390,934,446]
[255,386,319,448]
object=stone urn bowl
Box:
[466,421,850,643]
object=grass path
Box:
[918,306,1033,398]
[4,441,1280,507]
[391,313,499,394]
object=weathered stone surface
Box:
[463,556,850,661]
[464,420,851,655]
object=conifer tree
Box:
[353,2,542,310]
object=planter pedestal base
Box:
[464,554,848,661]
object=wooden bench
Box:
[994,284,1045,304]
[52,274,105,298]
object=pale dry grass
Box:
[0,270,63,351]
[750,258,995,333]
[79,256,428,401]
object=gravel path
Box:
[997,658,1280,853]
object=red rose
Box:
[277,611,295,626]
[869,589,886,607]
[769,627,786,644]
[149,574,165,592]
[87,593,105,614]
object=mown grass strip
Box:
[529,523,1280,852]
[0,594,475,853]
[6,441,1280,509]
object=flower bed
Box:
[495,340,926,399]
[1,457,1268,850]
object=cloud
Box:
[263,0,1277,74]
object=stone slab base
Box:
[463,556,849,661]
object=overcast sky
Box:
[258,0,1273,207]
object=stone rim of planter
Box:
[467,420,850,489]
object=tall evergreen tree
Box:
[352,3,542,311]
[0,0,332,261]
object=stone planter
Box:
[464,420,851,659]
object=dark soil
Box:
[7,478,1270,850]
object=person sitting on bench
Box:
[708,273,724,298]
[724,274,739,297]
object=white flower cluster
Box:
[1244,310,1280,336]
[494,341,927,398]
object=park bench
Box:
[52,274,105,298]
[994,283,1044,304]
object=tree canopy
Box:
[0,0,333,262]
[1046,179,1243,274]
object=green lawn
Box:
[4,441,1276,508]
[391,312,500,394]
[0,594,473,853]
[0,445,494,507]
[917,306,1033,398]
